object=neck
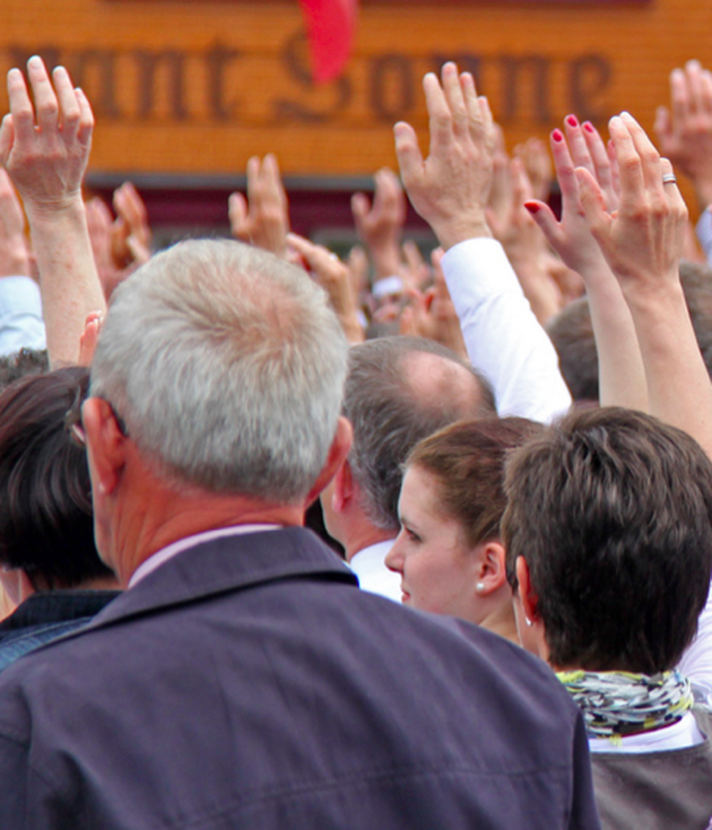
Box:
[478,599,520,645]
[104,465,303,587]
[344,523,396,563]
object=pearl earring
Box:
[475,582,485,593]
[525,617,534,627]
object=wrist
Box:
[432,217,492,251]
[370,244,402,280]
[24,195,86,225]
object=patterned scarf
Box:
[557,669,693,739]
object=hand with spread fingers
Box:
[0,57,93,214]
[351,168,405,280]
[655,59,712,210]
[577,112,687,292]
[0,57,105,367]
[229,154,290,258]
[111,181,152,271]
[579,111,712,457]
[394,62,494,250]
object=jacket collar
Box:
[85,527,356,632]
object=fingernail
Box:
[552,129,564,143]
[583,121,595,134]
[524,202,540,214]
[566,115,579,128]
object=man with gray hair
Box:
[0,59,602,830]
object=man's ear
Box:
[304,416,353,507]
[475,541,507,595]
[82,397,129,497]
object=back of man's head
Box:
[91,239,348,504]
[502,407,712,674]
[344,336,495,533]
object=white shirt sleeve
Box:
[442,238,571,423]
[0,276,46,355]
[678,580,712,705]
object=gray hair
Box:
[344,336,495,532]
[90,239,348,504]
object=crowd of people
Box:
[0,52,709,828]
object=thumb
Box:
[524,201,562,250]
[393,121,423,192]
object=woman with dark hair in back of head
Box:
[0,366,120,671]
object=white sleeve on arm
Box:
[442,238,571,422]
[678,581,712,706]
[0,276,46,355]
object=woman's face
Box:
[385,464,480,620]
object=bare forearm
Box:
[27,199,106,366]
[625,279,712,457]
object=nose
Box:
[385,537,404,574]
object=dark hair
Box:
[546,298,598,402]
[0,348,49,393]
[344,336,496,532]
[407,417,543,548]
[502,407,712,674]
[0,367,113,589]
[546,261,712,403]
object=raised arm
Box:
[0,56,105,366]
[526,116,648,411]
[578,112,712,457]
[655,60,712,264]
[394,62,571,421]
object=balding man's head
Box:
[344,336,495,532]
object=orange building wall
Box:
[1,0,710,188]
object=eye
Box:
[404,526,421,544]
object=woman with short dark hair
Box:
[0,367,120,670]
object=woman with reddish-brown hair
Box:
[385,416,542,644]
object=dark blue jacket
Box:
[0,528,601,829]
[0,589,119,672]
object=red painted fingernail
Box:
[566,115,579,128]
[583,121,595,134]
[552,129,564,142]
[524,202,540,214]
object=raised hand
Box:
[0,57,92,215]
[0,57,105,366]
[351,168,405,279]
[286,233,364,343]
[525,115,646,409]
[577,112,687,291]
[578,111,712,456]
[655,60,712,210]
[229,154,290,258]
[394,62,494,250]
